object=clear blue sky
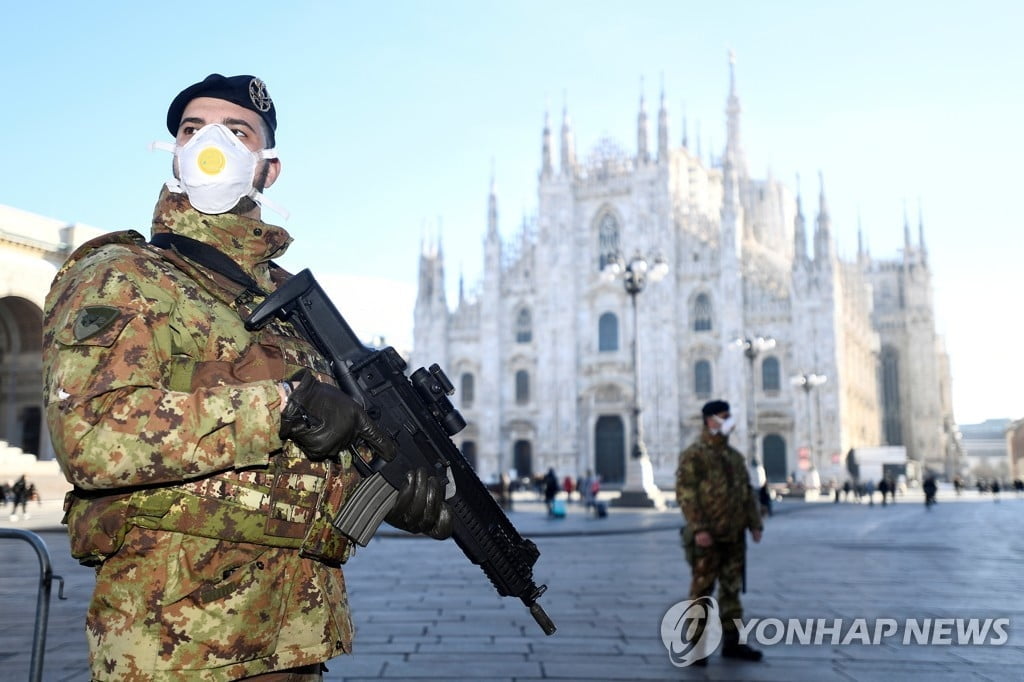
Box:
[2,1,1021,425]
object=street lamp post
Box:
[791,372,827,489]
[603,250,668,509]
[734,336,776,468]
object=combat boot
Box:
[721,630,763,661]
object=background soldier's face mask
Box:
[712,414,736,436]
[153,124,286,217]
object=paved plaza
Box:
[2,489,1023,681]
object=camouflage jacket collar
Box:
[149,187,293,280]
[700,428,731,450]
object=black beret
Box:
[166,74,277,146]
[701,400,730,418]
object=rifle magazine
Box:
[333,472,398,546]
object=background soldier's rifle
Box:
[247,269,556,635]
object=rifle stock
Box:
[246,269,555,635]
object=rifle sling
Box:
[150,232,268,298]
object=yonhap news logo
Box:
[660,596,723,667]
[661,596,1010,666]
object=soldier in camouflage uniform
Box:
[675,400,764,664]
[42,74,452,681]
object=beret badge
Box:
[249,78,273,113]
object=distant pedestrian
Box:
[580,470,595,509]
[923,476,938,508]
[1014,479,1023,496]
[886,477,897,504]
[878,478,890,506]
[865,480,875,507]
[543,468,560,516]
[10,475,28,521]
[589,475,602,505]
[991,480,1000,502]
[842,480,851,502]
[499,472,513,511]
[562,475,576,502]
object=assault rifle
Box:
[246,269,556,636]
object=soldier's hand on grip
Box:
[280,370,395,462]
[385,467,454,540]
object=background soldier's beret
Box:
[701,400,730,418]
[166,74,277,146]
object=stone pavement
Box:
[2,489,1022,681]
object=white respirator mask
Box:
[713,415,737,436]
[152,124,288,219]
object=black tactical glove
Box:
[280,370,395,462]
[385,467,454,540]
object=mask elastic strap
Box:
[152,142,184,194]
[251,190,290,222]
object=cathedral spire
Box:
[541,107,554,180]
[814,171,834,263]
[918,199,928,265]
[681,104,689,149]
[724,50,747,177]
[902,200,913,261]
[637,78,651,165]
[857,210,865,263]
[560,94,576,176]
[487,166,499,239]
[794,173,808,263]
[657,75,669,163]
[433,225,447,308]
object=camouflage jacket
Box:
[675,429,762,541]
[42,189,357,679]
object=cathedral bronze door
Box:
[513,440,533,479]
[763,434,787,483]
[595,416,625,484]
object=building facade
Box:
[413,58,958,488]
[0,205,105,461]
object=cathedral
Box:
[412,56,959,490]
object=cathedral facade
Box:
[413,58,958,489]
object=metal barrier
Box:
[0,528,67,682]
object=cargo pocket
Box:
[156,537,288,670]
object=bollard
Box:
[0,528,67,682]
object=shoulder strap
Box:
[150,233,268,297]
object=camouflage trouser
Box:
[688,537,745,633]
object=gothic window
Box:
[598,312,619,352]
[515,369,530,404]
[597,212,620,271]
[460,372,475,408]
[515,308,532,343]
[762,356,781,393]
[694,360,712,399]
[693,293,713,332]
[881,346,902,445]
